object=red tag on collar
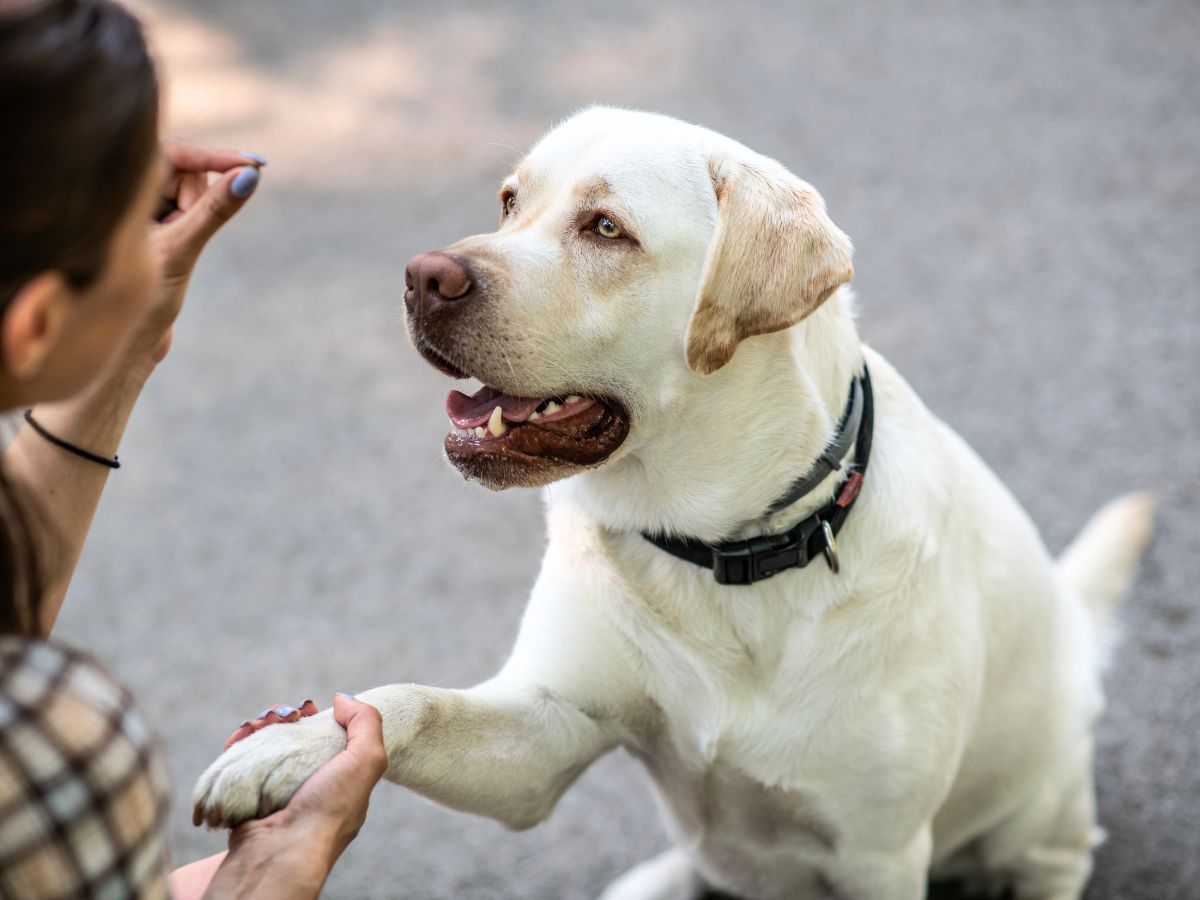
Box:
[835,471,864,508]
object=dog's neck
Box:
[553,292,864,543]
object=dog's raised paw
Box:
[191,709,347,828]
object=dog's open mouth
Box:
[443,384,629,475]
[408,319,630,487]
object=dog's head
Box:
[405,108,853,490]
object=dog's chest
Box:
[628,712,846,898]
[614,595,861,894]
[594,549,896,894]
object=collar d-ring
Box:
[820,519,840,574]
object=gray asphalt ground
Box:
[54,1,1198,897]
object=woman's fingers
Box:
[163,137,266,175]
[331,695,388,778]
[155,138,262,226]
[162,165,261,273]
[156,171,207,225]
[223,700,319,750]
[176,171,209,214]
[154,138,267,273]
[222,721,254,750]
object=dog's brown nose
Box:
[404,252,474,315]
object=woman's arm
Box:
[5,345,152,631]
[3,140,263,633]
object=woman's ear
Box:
[1,272,72,382]
[685,153,854,375]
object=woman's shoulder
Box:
[0,637,156,761]
[1,635,133,715]
[0,636,171,899]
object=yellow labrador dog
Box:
[194,108,1152,900]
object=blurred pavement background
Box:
[56,1,1198,897]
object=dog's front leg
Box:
[360,678,618,830]
[192,677,618,830]
[195,556,639,830]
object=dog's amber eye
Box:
[502,193,517,216]
[593,216,623,239]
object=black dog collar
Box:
[642,364,874,585]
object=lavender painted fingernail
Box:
[255,709,270,720]
[240,151,268,165]
[276,705,297,717]
[335,692,355,700]
[230,167,260,198]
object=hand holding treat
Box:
[132,140,266,367]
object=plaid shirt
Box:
[0,638,171,899]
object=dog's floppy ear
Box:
[685,154,854,374]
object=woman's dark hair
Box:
[0,0,159,635]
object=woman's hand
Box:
[174,695,388,900]
[132,140,265,367]
[246,695,388,861]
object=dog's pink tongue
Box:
[446,386,542,428]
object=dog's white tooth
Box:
[544,401,561,414]
[565,394,581,404]
[529,411,541,421]
[487,405,507,437]
[474,426,485,438]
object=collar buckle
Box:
[711,520,820,585]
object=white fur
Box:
[193,109,1153,900]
